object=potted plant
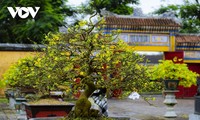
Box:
[2,17,156,119]
[22,99,74,119]
[150,60,199,90]
[41,18,156,119]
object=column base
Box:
[164,107,177,118]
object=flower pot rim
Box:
[22,102,75,107]
[164,80,179,90]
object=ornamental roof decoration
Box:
[105,16,181,32]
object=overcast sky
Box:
[67,0,184,14]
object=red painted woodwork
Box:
[175,85,197,98]
[164,51,184,63]
[187,63,200,74]
[36,111,67,117]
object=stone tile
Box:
[0,113,8,120]
[189,114,200,120]
[17,115,27,120]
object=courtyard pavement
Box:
[108,95,194,120]
[0,95,197,120]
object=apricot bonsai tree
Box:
[42,17,153,118]
[2,16,154,119]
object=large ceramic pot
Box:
[164,80,179,90]
[23,102,74,119]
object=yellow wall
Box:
[170,35,176,51]
[184,60,200,63]
[119,32,175,52]
[0,51,36,95]
[129,46,170,52]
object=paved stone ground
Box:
[0,103,17,120]
[0,96,197,120]
[108,96,194,120]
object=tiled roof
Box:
[176,35,200,43]
[105,16,180,27]
[0,43,45,51]
[176,35,200,50]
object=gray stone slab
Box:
[3,110,17,120]
[7,116,17,120]
[110,116,130,120]
[17,115,27,120]
[189,114,200,120]
[0,113,8,120]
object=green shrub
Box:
[150,60,199,87]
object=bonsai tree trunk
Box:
[73,81,97,118]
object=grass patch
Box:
[0,98,8,103]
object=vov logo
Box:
[7,7,40,19]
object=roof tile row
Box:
[176,35,200,43]
[105,16,180,27]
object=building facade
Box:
[105,15,200,98]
